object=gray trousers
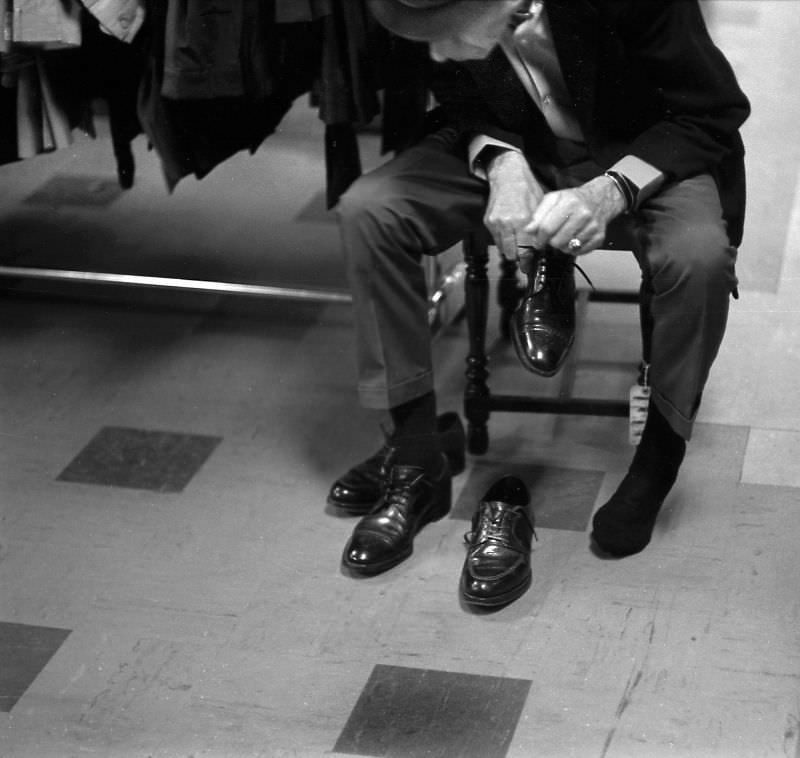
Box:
[336,130,739,440]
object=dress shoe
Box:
[341,455,451,575]
[511,247,576,377]
[460,475,536,607]
[592,404,686,556]
[327,412,465,515]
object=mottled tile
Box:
[57,427,222,492]
[454,460,605,532]
[0,622,71,712]
[334,664,531,758]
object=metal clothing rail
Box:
[0,258,468,330]
[0,265,354,303]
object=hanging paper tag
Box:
[629,384,650,446]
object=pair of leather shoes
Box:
[460,476,536,608]
[327,412,466,515]
[511,247,576,377]
[342,468,535,610]
[342,454,452,575]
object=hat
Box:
[367,0,504,42]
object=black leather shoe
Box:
[327,412,465,515]
[460,476,536,608]
[511,247,576,377]
[341,455,451,575]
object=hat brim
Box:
[367,0,493,42]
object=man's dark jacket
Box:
[428,0,750,246]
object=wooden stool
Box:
[462,232,652,454]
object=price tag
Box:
[629,384,651,446]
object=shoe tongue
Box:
[389,464,425,485]
[474,501,505,526]
[484,500,515,512]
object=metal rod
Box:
[0,266,353,304]
[0,262,466,333]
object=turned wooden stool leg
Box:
[463,232,491,454]
[497,255,522,340]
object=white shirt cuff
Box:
[610,155,665,207]
[468,136,521,180]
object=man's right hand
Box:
[483,149,545,259]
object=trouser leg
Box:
[624,174,738,440]
[335,129,488,410]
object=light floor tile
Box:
[741,427,800,487]
[1,3,800,756]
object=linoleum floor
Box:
[1,3,799,757]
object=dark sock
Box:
[592,403,686,557]
[389,392,441,469]
[632,402,686,479]
[390,392,437,437]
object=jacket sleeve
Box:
[615,0,750,181]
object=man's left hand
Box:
[523,175,627,255]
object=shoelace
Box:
[376,422,397,483]
[530,255,595,294]
[380,475,422,525]
[464,503,537,548]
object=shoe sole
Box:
[326,495,375,515]
[460,572,532,608]
[342,544,414,575]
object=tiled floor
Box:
[1,3,799,756]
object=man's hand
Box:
[483,149,545,259]
[523,175,628,255]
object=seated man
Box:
[329,0,749,604]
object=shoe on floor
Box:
[327,412,465,515]
[341,454,451,576]
[460,475,536,608]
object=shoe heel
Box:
[445,448,466,476]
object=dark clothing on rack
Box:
[139,0,413,205]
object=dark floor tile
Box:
[334,664,531,758]
[454,460,605,532]
[57,427,222,493]
[23,174,123,208]
[0,622,71,712]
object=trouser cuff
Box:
[651,390,695,442]
[358,372,435,410]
